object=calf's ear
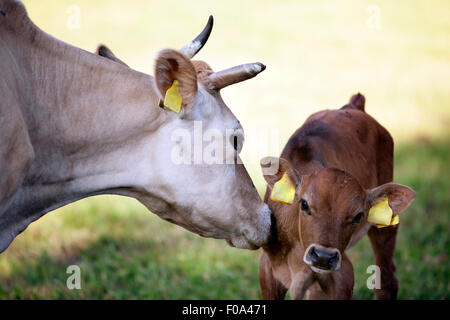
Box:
[367,183,415,215]
[154,49,198,113]
[260,157,301,205]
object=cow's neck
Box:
[1,16,170,245]
[27,46,165,181]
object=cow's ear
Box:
[260,157,301,205]
[96,45,129,67]
[154,49,197,113]
[367,183,415,215]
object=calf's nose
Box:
[305,245,341,271]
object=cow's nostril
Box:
[329,252,338,264]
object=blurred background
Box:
[0,0,448,299]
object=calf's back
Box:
[279,94,393,190]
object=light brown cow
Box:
[0,0,271,253]
[259,93,415,299]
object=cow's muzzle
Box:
[226,205,272,250]
[303,244,341,273]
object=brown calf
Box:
[259,93,415,299]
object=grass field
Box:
[0,0,448,299]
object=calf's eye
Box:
[352,212,364,224]
[300,199,310,213]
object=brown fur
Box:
[259,94,415,300]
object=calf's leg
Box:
[305,282,328,300]
[289,269,314,300]
[369,127,398,299]
[368,225,399,299]
[259,252,287,300]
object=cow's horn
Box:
[180,15,213,59]
[208,63,266,90]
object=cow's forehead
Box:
[187,61,210,93]
[191,60,216,90]
[192,60,213,73]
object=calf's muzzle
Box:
[303,244,342,273]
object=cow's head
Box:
[97,17,271,250]
[261,157,415,273]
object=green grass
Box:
[0,139,448,299]
[349,138,450,299]
[0,0,448,299]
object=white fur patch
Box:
[309,266,333,274]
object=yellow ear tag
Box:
[368,197,393,226]
[270,172,296,205]
[376,214,399,229]
[163,80,182,113]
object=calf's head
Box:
[97,17,271,249]
[261,157,415,273]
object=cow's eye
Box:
[300,199,310,213]
[229,131,244,154]
[352,212,364,224]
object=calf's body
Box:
[259,94,414,299]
